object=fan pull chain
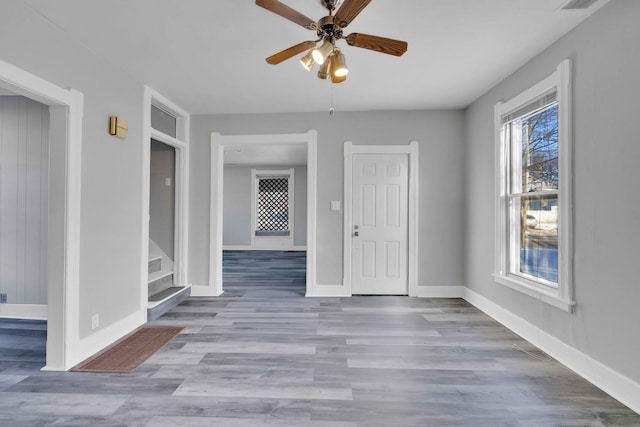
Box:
[329,84,335,117]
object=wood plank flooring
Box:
[0,250,638,425]
[0,318,47,368]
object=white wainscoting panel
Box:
[0,96,49,305]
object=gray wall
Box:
[464,0,640,384]
[0,96,48,305]
[150,140,175,259]
[189,110,465,288]
[293,166,307,248]
[223,166,251,247]
[0,2,144,338]
[223,165,307,247]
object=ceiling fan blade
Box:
[255,0,317,30]
[266,41,317,65]
[345,33,408,56]
[334,0,372,28]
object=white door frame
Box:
[141,87,190,313]
[343,142,419,296]
[207,131,317,296]
[0,58,84,371]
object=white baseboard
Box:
[190,284,223,297]
[63,309,146,371]
[463,287,640,415]
[0,304,47,320]
[415,285,465,298]
[305,284,465,298]
[306,283,351,297]
[223,245,307,251]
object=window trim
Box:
[494,59,575,313]
[250,168,295,248]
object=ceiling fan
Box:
[256,0,408,83]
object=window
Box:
[151,104,177,138]
[251,169,294,247]
[494,60,574,312]
[256,176,290,235]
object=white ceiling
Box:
[20,0,608,115]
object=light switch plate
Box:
[91,314,99,330]
[330,201,341,211]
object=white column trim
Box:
[343,142,353,295]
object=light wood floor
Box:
[0,250,638,426]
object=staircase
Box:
[147,239,190,321]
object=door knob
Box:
[354,231,359,237]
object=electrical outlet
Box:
[91,314,99,330]
[0,293,7,304]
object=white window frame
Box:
[494,59,575,313]
[250,168,295,249]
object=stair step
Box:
[148,273,173,298]
[148,286,186,302]
[147,286,190,322]
[148,257,162,274]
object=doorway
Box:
[343,142,419,296]
[208,131,317,297]
[0,58,83,370]
[0,95,50,316]
[350,153,409,294]
[148,140,177,305]
[142,87,190,320]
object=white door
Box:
[351,154,409,295]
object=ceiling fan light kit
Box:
[312,40,334,65]
[300,50,316,71]
[331,48,349,77]
[317,58,332,80]
[256,0,407,84]
[331,70,347,84]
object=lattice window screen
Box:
[257,177,289,231]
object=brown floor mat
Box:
[71,326,182,373]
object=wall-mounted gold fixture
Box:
[109,116,128,139]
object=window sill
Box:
[254,230,291,237]
[493,273,575,313]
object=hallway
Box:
[222,250,307,297]
[0,251,638,425]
